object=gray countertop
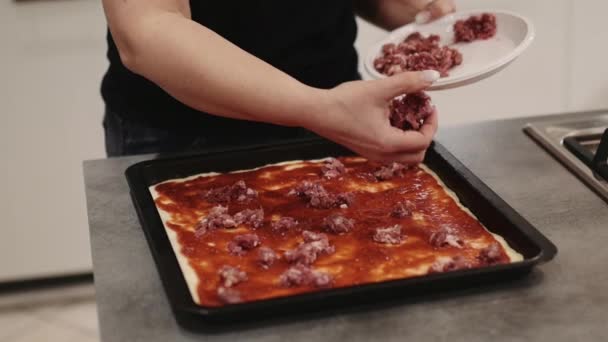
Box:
[84,112,608,342]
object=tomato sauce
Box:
[153,157,510,307]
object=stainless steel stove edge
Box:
[523,112,608,203]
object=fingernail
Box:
[421,70,440,83]
[415,10,431,24]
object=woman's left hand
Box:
[356,0,456,30]
[412,0,457,24]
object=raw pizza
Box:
[149,157,522,307]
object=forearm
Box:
[116,12,327,128]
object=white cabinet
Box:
[0,0,107,281]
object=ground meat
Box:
[233,208,264,228]
[284,231,335,265]
[288,181,332,208]
[429,256,471,273]
[321,158,346,179]
[336,193,354,208]
[194,205,237,236]
[402,32,441,51]
[322,214,355,234]
[195,206,264,236]
[374,162,408,180]
[302,230,327,243]
[429,226,463,248]
[289,181,353,209]
[373,225,404,244]
[270,216,299,233]
[284,245,315,265]
[204,180,258,203]
[477,242,502,264]
[279,264,333,288]
[218,265,247,287]
[454,13,497,43]
[227,233,261,256]
[257,246,278,269]
[391,200,415,218]
[406,48,463,76]
[217,286,242,304]
[374,32,463,77]
[436,46,463,71]
[389,91,433,131]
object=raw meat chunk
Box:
[279,264,333,287]
[218,265,247,287]
[373,225,404,244]
[389,91,433,131]
[454,13,497,43]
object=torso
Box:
[101,1,359,138]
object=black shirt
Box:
[101,1,359,139]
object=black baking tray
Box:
[125,138,557,330]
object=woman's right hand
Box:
[303,70,440,164]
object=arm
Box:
[103,0,318,127]
[103,0,440,163]
[354,0,456,30]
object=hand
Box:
[413,0,457,24]
[358,0,457,32]
[305,70,440,164]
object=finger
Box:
[379,125,433,154]
[427,0,456,19]
[386,150,427,165]
[415,0,456,24]
[418,108,438,140]
[352,148,419,165]
[373,70,440,101]
[345,140,427,165]
[343,145,389,164]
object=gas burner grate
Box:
[564,129,608,182]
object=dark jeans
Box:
[102,108,317,157]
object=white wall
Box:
[0,0,606,281]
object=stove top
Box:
[524,112,608,203]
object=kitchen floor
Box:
[0,282,99,342]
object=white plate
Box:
[364,10,535,90]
